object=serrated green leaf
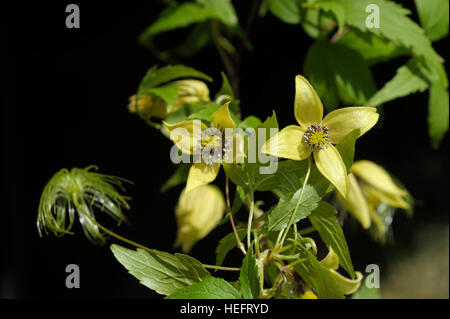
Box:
[144,86,179,112]
[337,30,409,65]
[428,83,449,149]
[110,244,210,296]
[160,163,191,193]
[188,103,222,121]
[294,241,345,299]
[268,185,321,232]
[239,246,261,299]
[165,277,241,299]
[415,0,449,42]
[139,65,212,91]
[367,58,430,107]
[139,3,221,42]
[304,39,376,111]
[267,0,302,24]
[308,202,355,278]
[335,129,360,174]
[215,228,247,266]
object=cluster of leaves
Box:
[140,0,448,148]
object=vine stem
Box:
[247,190,255,250]
[278,156,312,249]
[225,175,247,255]
[79,206,240,272]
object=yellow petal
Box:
[212,102,236,130]
[300,289,318,299]
[313,145,349,198]
[337,173,371,229]
[320,247,340,270]
[361,183,410,210]
[321,107,379,144]
[185,163,220,194]
[351,160,407,197]
[294,75,324,128]
[163,120,207,154]
[175,185,225,253]
[260,125,312,160]
[329,270,363,295]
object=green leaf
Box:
[335,129,360,173]
[110,244,210,296]
[197,0,238,26]
[268,185,321,232]
[215,228,247,267]
[188,103,221,121]
[139,65,212,91]
[304,39,377,111]
[415,0,449,42]
[367,58,430,107]
[223,163,248,188]
[351,280,381,299]
[301,4,335,38]
[311,0,346,31]
[163,103,206,124]
[308,202,355,278]
[239,246,261,299]
[160,163,191,193]
[337,30,409,65]
[267,0,302,24]
[294,241,345,299]
[166,277,241,299]
[238,116,262,129]
[139,3,221,41]
[428,83,449,149]
[216,72,235,99]
[173,22,212,58]
[144,86,179,112]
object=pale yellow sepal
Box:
[351,160,407,197]
[175,185,225,253]
[322,107,379,144]
[338,173,371,229]
[313,145,349,199]
[294,75,324,128]
[163,120,207,155]
[185,163,220,194]
[329,270,363,295]
[212,102,236,130]
[319,246,340,270]
[361,183,410,209]
[260,125,312,160]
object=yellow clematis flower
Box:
[128,79,210,119]
[337,160,410,232]
[164,103,245,193]
[174,185,225,253]
[261,75,379,198]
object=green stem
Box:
[299,225,317,236]
[247,190,255,250]
[80,207,240,272]
[225,175,247,255]
[278,157,312,248]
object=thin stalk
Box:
[247,190,255,249]
[225,175,247,255]
[80,207,239,272]
[278,157,312,248]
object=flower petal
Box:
[313,145,349,198]
[329,270,363,295]
[337,173,371,229]
[212,102,236,130]
[321,107,379,144]
[351,160,407,197]
[361,183,410,209]
[320,246,340,270]
[185,163,220,194]
[260,125,312,160]
[163,120,207,154]
[294,75,324,128]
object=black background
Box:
[3,1,448,299]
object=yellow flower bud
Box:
[174,185,225,253]
[128,79,210,120]
[300,289,318,299]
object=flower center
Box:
[304,124,330,150]
[199,128,232,166]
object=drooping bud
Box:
[174,185,225,253]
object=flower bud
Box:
[174,185,225,253]
[128,79,210,119]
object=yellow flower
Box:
[174,185,225,253]
[338,160,410,231]
[261,75,379,198]
[128,79,210,119]
[164,103,245,193]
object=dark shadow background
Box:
[3,1,448,298]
